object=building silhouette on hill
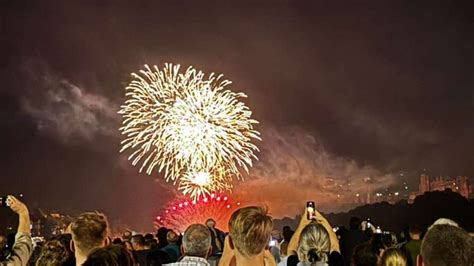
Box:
[410,174,470,202]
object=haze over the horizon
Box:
[1,1,473,230]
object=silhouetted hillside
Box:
[274,190,474,233]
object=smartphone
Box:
[269,239,277,247]
[366,218,372,229]
[375,226,382,234]
[0,196,8,207]
[306,201,316,220]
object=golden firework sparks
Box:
[119,64,260,199]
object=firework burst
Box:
[119,64,260,199]
[155,193,241,232]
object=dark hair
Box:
[283,229,294,242]
[370,234,387,255]
[349,217,361,230]
[144,233,154,240]
[36,240,70,266]
[156,227,169,248]
[421,224,474,266]
[353,243,378,266]
[112,238,123,245]
[83,244,134,266]
[408,225,422,236]
[131,234,145,246]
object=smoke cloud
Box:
[235,127,396,217]
[20,68,118,142]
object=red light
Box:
[165,210,169,213]
[172,206,176,210]
[226,204,231,208]
[223,196,228,201]
[184,202,188,206]
[156,216,161,220]
[179,203,183,208]
[237,202,241,206]
[216,197,221,201]
[211,193,215,198]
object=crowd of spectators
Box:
[0,195,473,266]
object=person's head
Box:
[182,224,211,258]
[123,241,133,252]
[83,244,134,266]
[297,223,331,264]
[418,224,473,266]
[0,235,6,249]
[122,231,132,242]
[379,247,407,266]
[131,234,146,250]
[428,218,458,229]
[156,227,169,246]
[370,234,388,257]
[228,206,273,258]
[112,238,123,245]
[35,240,71,266]
[206,218,216,229]
[350,217,361,230]
[167,230,179,244]
[353,243,378,266]
[144,233,154,241]
[70,212,108,256]
[283,229,294,242]
[409,225,422,240]
[271,229,281,241]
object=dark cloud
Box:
[1,0,473,229]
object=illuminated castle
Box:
[418,174,470,198]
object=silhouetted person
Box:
[403,226,422,266]
[156,227,169,249]
[205,218,225,256]
[83,244,134,266]
[340,217,368,266]
[352,243,377,266]
[132,234,150,266]
[162,230,180,262]
[281,226,294,257]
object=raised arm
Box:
[1,195,33,266]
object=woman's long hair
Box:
[297,223,330,265]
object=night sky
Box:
[1,1,473,230]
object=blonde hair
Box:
[297,223,330,265]
[229,206,273,257]
[378,247,407,266]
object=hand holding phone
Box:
[306,201,316,220]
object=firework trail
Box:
[119,64,260,199]
[154,193,241,232]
